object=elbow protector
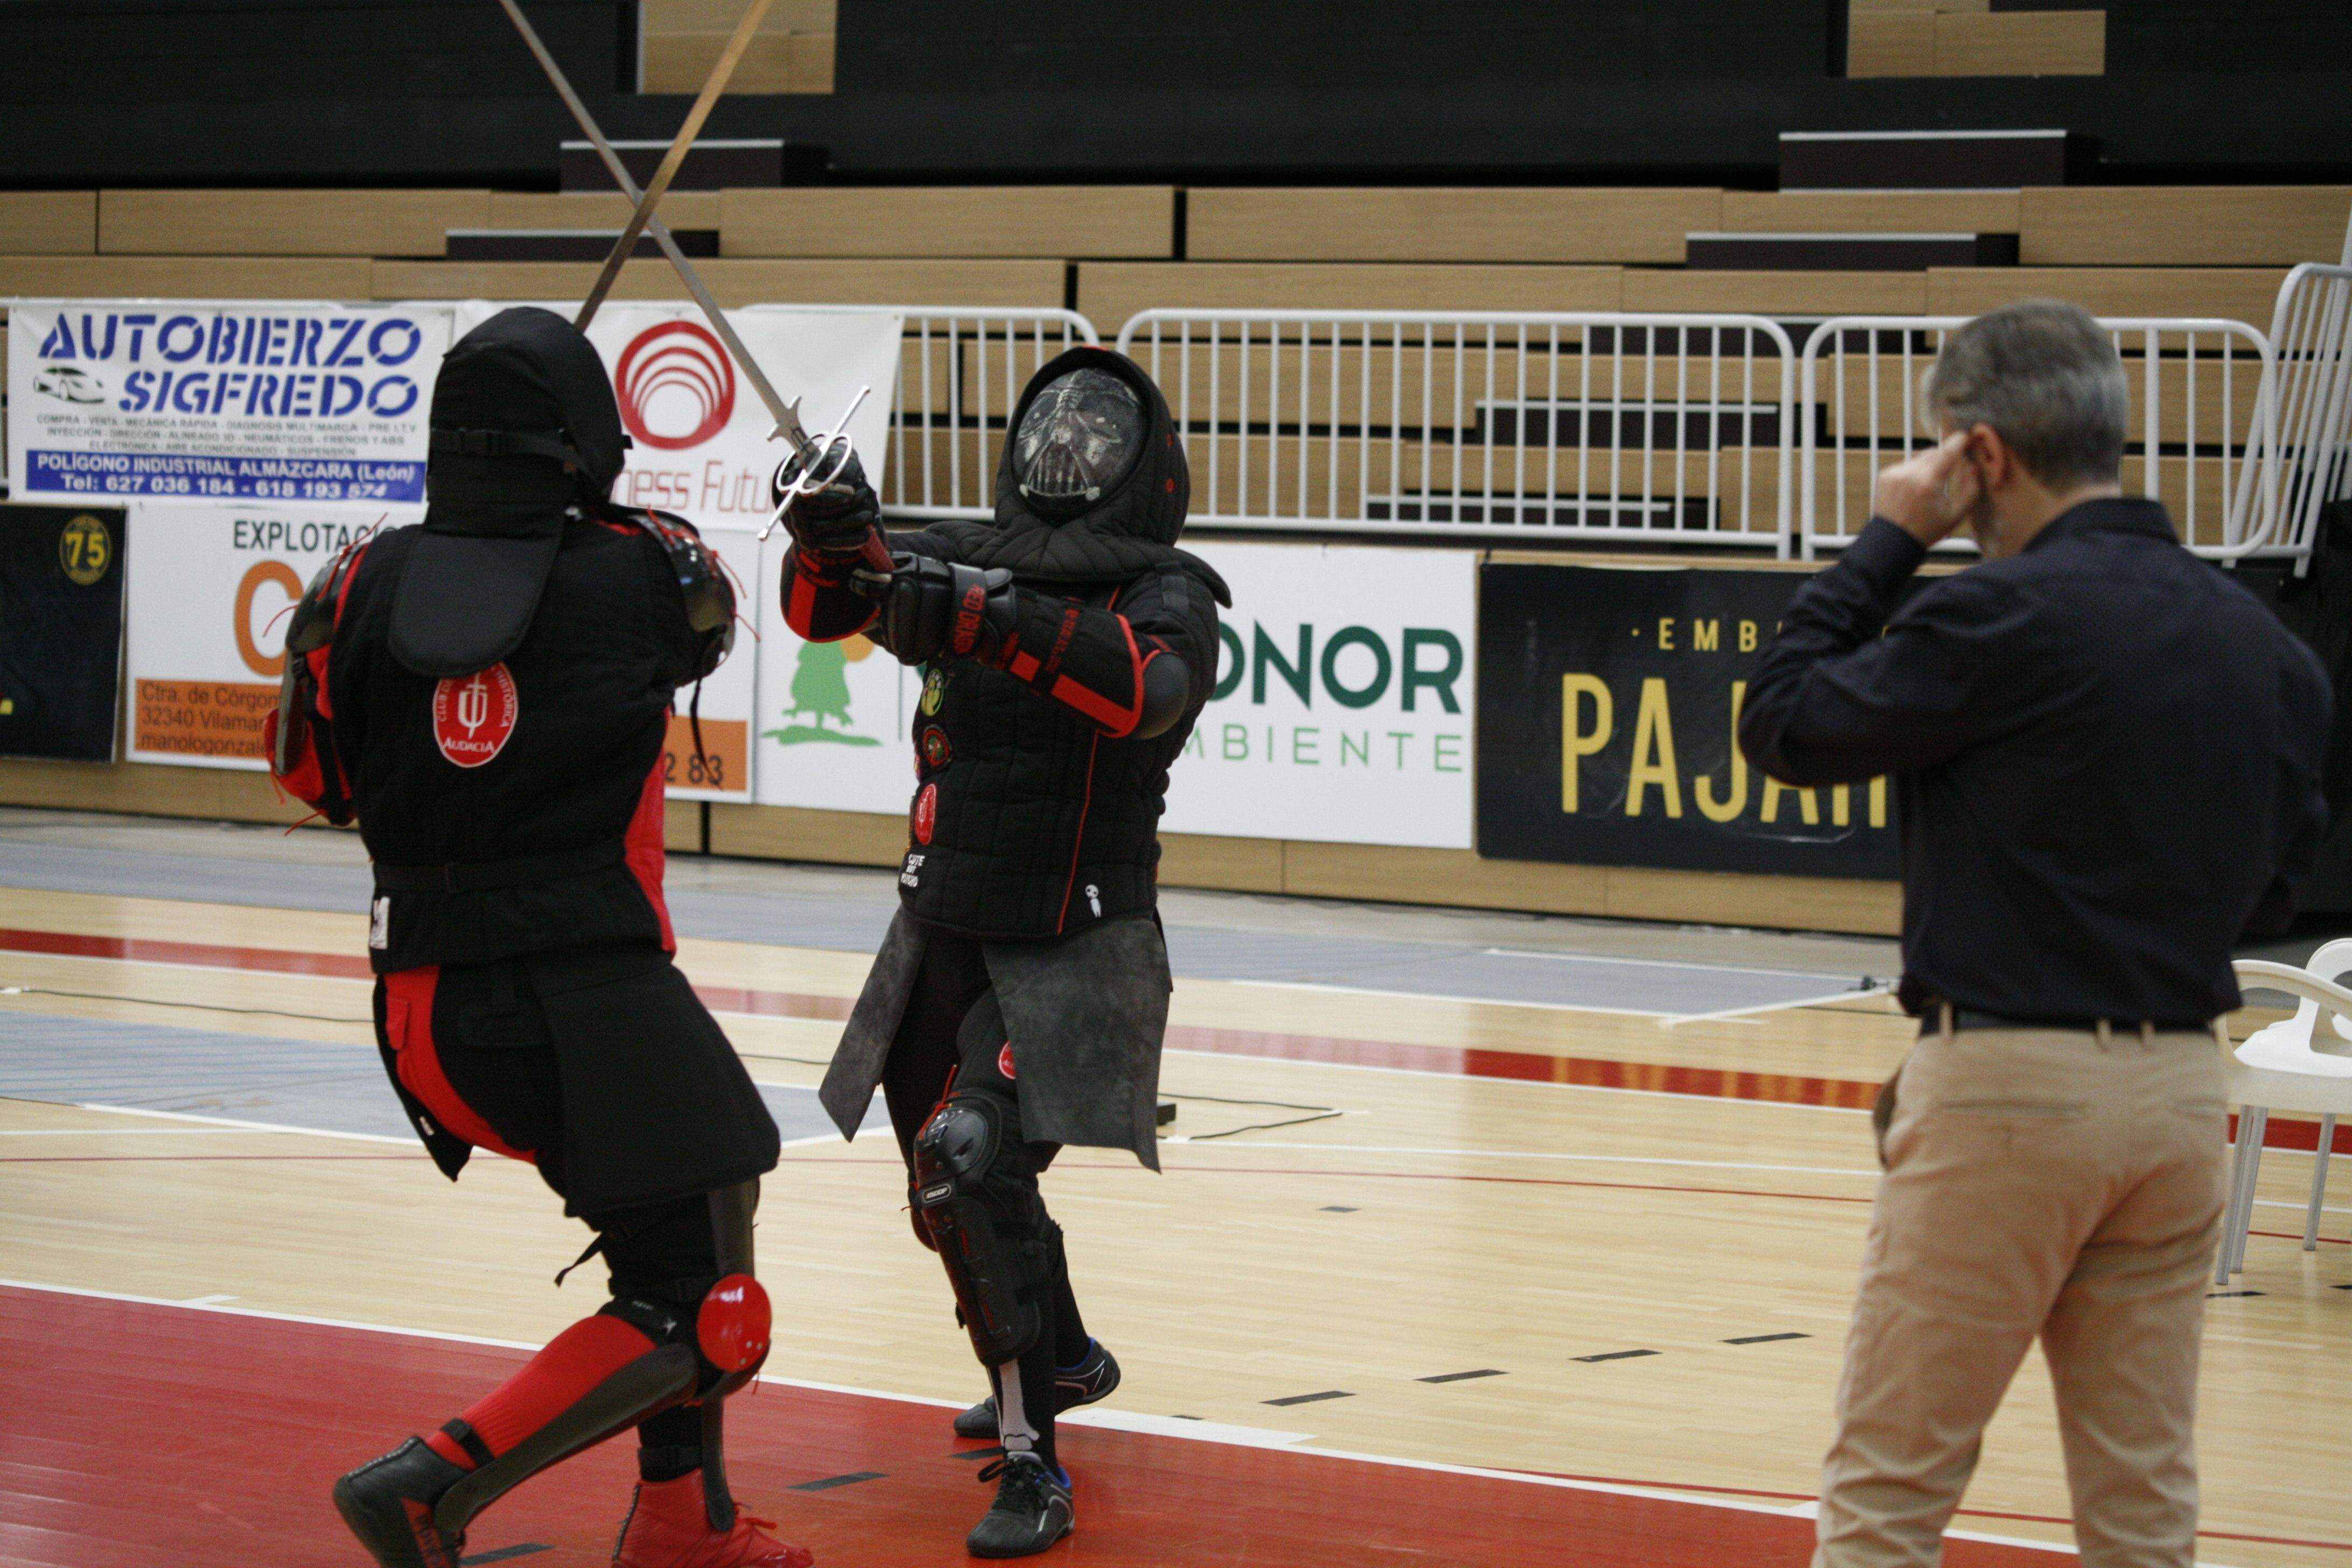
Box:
[1133,652,1192,739]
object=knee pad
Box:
[911,1090,1058,1365]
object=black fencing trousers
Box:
[880,926,1091,1470]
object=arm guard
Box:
[779,543,883,644]
[264,542,367,824]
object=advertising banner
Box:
[454,301,902,534]
[663,523,759,802]
[1161,542,1476,849]
[1476,563,1900,879]
[748,539,1477,846]
[750,533,922,816]
[124,501,414,768]
[0,504,127,761]
[123,501,760,797]
[8,300,452,505]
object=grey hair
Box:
[1920,299,2129,488]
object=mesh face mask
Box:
[1011,367,1144,518]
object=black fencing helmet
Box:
[1009,366,1145,520]
[391,307,628,678]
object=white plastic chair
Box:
[2215,947,2352,1283]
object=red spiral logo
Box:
[614,319,737,451]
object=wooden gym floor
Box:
[0,812,2345,1567]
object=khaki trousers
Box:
[1814,1019,2230,1568]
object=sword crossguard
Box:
[759,386,873,542]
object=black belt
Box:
[1922,1004,2213,1038]
[373,838,627,894]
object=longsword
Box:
[496,0,878,553]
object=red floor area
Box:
[0,1285,2067,1568]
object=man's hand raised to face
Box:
[1873,431,1984,549]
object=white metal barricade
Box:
[2252,262,2352,570]
[1797,315,2282,561]
[868,308,1100,520]
[1114,310,1798,552]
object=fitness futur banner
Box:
[6,300,451,505]
[1476,562,1900,879]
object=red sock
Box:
[424,1314,658,1469]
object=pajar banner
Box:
[453,301,902,533]
[7,300,453,505]
[0,504,127,761]
[1476,562,1899,879]
[1161,542,1476,849]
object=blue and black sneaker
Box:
[967,1451,1074,1558]
[952,1339,1121,1439]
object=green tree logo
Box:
[764,636,883,748]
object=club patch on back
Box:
[432,663,519,768]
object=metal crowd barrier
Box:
[2252,262,2352,571]
[1112,309,1799,554]
[863,307,1101,520]
[1797,315,2283,562]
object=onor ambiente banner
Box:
[1160,541,1476,849]
[1476,562,1901,879]
[7,300,452,505]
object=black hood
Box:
[394,307,628,679]
[928,347,1223,598]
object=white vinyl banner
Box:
[746,537,1476,849]
[452,301,902,533]
[123,500,421,769]
[121,502,759,794]
[8,300,452,505]
[663,523,759,802]
[1160,542,1476,848]
[750,534,923,814]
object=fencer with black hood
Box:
[268,307,808,1568]
[777,345,1228,1558]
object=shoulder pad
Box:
[285,539,368,656]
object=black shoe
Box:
[951,1340,1122,1440]
[967,1452,1074,1559]
[332,1437,469,1568]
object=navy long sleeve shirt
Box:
[1739,499,2332,1025]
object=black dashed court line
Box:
[463,1547,552,1564]
[1418,1368,1506,1383]
[951,1446,1005,1461]
[1572,1349,1661,1363]
[1724,1333,1811,1345]
[1320,1205,1359,1213]
[2206,1290,2265,1298]
[2333,1283,2352,1291]
[1264,1390,1354,1406]
[790,1471,886,1492]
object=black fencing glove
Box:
[871,555,1017,666]
[773,446,885,568]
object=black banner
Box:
[0,504,127,762]
[1478,562,1899,879]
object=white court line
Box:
[1163,1139,1880,1180]
[0,1125,252,1136]
[1228,977,1674,1019]
[66,1100,415,1144]
[1482,947,1857,983]
[0,1277,2154,1560]
[1660,983,1897,1027]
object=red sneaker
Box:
[612,1472,813,1568]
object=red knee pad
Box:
[696,1273,771,1375]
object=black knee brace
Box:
[911,1090,1062,1367]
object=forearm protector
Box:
[991,586,1192,740]
[264,542,366,824]
[779,544,881,643]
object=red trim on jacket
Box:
[1048,611,1149,738]
[625,755,676,953]
[383,966,533,1162]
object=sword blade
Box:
[496,0,811,452]
[573,0,774,332]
